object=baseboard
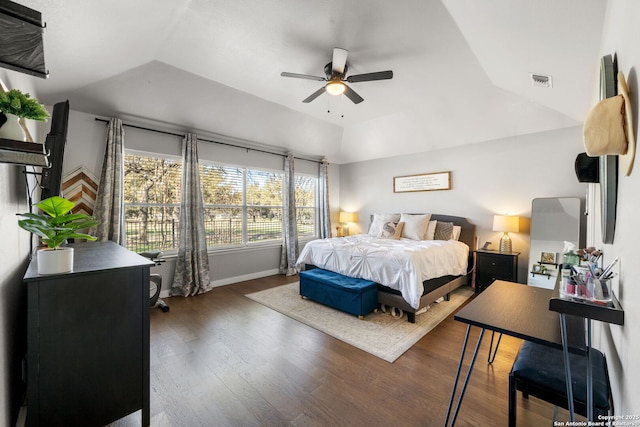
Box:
[159,268,280,298]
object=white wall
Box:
[339,126,586,282]
[588,0,640,416]
[0,69,43,427]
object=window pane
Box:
[247,207,282,243]
[124,154,182,252]
[200,164,243,206]
[124,155,182,204]
[247,170,282,206]
[125,206,180,253]
[295,175,317,238]
[203,207,243,246]
[297,207,315,238]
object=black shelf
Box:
[549,277,624,325]
[531,271,553,279]
[0,137,48,167]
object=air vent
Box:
[530,73,552,88]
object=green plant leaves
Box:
[17,196,98,249]
[0,89,50,121]
[35,196,75,217]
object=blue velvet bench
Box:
[509,340,613,426]
[299,268,378,319]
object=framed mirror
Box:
[599,54,618,244]
[528,197,584,289]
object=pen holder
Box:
[587,277,612,302]
[560,270,612,303]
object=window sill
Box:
[156,236,317,260]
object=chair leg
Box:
[509,374,517,427]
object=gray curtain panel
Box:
[91,118,125,245]
[318,158,332,239]
[170,133,212,296]
[279,153,299,275]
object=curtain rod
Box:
[94,118,323,164]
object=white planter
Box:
[0,113,27,141]
[37,247,74,275]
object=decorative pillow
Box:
[434,221,454,240]
[377,221,404,239]
[399,213,431,240]
[425,220,437,240]
[368,213,401,237]
[452,225,462,241]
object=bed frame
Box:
[376,214,476,323]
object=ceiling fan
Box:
[281,47,393,104]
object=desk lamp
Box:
[339,211,357,236]
[493,214,519,253]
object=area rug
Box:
[246,283,474,363]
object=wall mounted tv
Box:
[40,100,69,200]
[0,0,48,78]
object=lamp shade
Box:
[339,211,357,223]
[492,215,519,233]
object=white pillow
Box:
[452,225,462,241]
[400,213,431,240]
[368,213,401,237]
[425,220,437,240]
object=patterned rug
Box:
[246,283,474,362]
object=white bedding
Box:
[296,235,469,309]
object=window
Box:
[124,151,319,253]
[246,169,284,243]
[124,153,182,253]
[200,164,284,247]
[295,174,317,239]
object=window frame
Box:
[123,150,320,255]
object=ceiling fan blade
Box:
[332,47,348,75]
[343,84,364,104]
[346,70,393,83]
[302,87,326,103]
[281,72,326,82]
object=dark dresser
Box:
[475,249,520,292]
[23,241,154,426]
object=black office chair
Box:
[140,251,170,312]
[508,340,613,426]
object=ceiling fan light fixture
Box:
[326,80,346,96]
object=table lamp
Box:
[493,214,519,253]
[339,211,357,236]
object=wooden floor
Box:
[110,274,584,427]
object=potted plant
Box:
[0,88,50,141]
[18,196,98,274]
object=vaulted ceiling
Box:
[20,0,607,163]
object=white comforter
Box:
[296,235,469,309]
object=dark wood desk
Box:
[443,280,585,427]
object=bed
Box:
[296,213,476,323]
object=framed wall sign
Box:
[393,171,451,193]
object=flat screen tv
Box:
[40,100,69,200]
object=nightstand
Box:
[475,250,520,293]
